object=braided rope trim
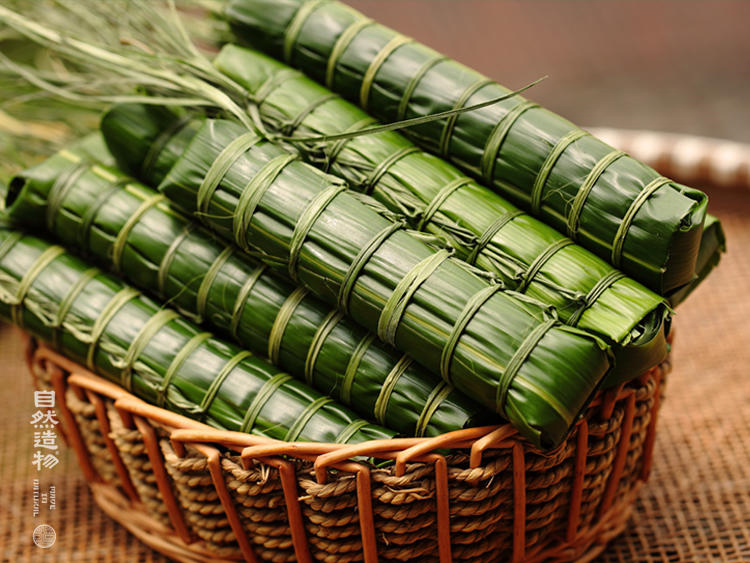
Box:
[285,396,335,442]
[566,149,626,239]
[195,247,234,322]
[378,249,452,346]
[230,265,267,340]
[334,419,371,444]
[196,132,262,217]
[568,271,627,327]
[440,284,503,384]
[415,382,453,438]
[241,373,294,434]
[268,286,309,365]
[363,146,421,195]
[611,176,673,267]
[51,267,100,351]
[531,129,590,215]
[324,116,377,171]
[326,17,374,89]
[466,210,525,266]
[112,194,166,274]
[517,239,575,294]
[156,332,211,408]
[305,310,345,385]
[360,34,414,110]
[284,0,332,63]
[496,318,557,414]
[397,54,449,121]
[373,355,414,425]
[86,287,140,371]
[481,100,539,185]
[11,246,65,326]
[417,178,472,232]
[233,153,298,251]
[338,221,404,315]
[197,351,253,416]
[157,223,195,298]
[120,309,180,392]
[340,333,375,404]
[439,78,495,157]
[288,183,347,282]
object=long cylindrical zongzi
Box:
[94,110,613,449]
[223,0,714,297]
[210,45,669,384]
[0,227,393,444]
[7,135,493,437]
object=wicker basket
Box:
[25,333,669,563]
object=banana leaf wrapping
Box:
[98,110,612,449]
[212,45,669,385]
[6,136,492,437]
[223,0,719,298]
[0,227,393,444]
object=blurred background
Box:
[348,0,750,142]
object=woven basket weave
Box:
[25,333,669,563]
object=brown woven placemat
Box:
[0,182,747,562]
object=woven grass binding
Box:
[28,334,668,563]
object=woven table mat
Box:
[0,182,747,562]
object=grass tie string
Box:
[196,131,261,218]
[531,129,590,215]
[195,246,234,322]
[253,68,302,106]
[323,116,376,172]
[496,318,559,416]
[11,246,65,326]
[141,113,193,182]
[283,92,340,136]
[325,16,374,89]
[362,146,421,195]
[567,149,626,240]
[283,0,331,63]
[45,158,88,232]
[86,287,140,371]
[568,271,626,327]
[612,176,673,267]
[340,333,375,404]
[337,221,404,314]
[112,193,166,273]
[397,54,449,120]
[120,309,179,392]
[196,350,253,417]
[230,265,267,340]
[378,249,452,346]
[268,286,309,364]
[233,153,297,251]
[77,177,132,250]
[334,419,370,444]
[360,34,414,110]
[481,100,539,185]
[517,239,575,294]
[466,210,525,266]
[415,382,453,438]
[284,396,335,442]
[440,78,495,157]
[417,178,472,232]
[288,182,347,282]
[305,310,345,385]
[157,223,195,298]
[373,355,414,425]
[50,267,100,351]
[241,372,294,433]
[157,332,211,407]
[440,284,503,384]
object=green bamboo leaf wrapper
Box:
[6,136,492,437]
[0,227,392,444]
[211,45,669,385]
[223,0,715,297]
[99,110,612,449]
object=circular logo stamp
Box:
[32,524,56,549]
